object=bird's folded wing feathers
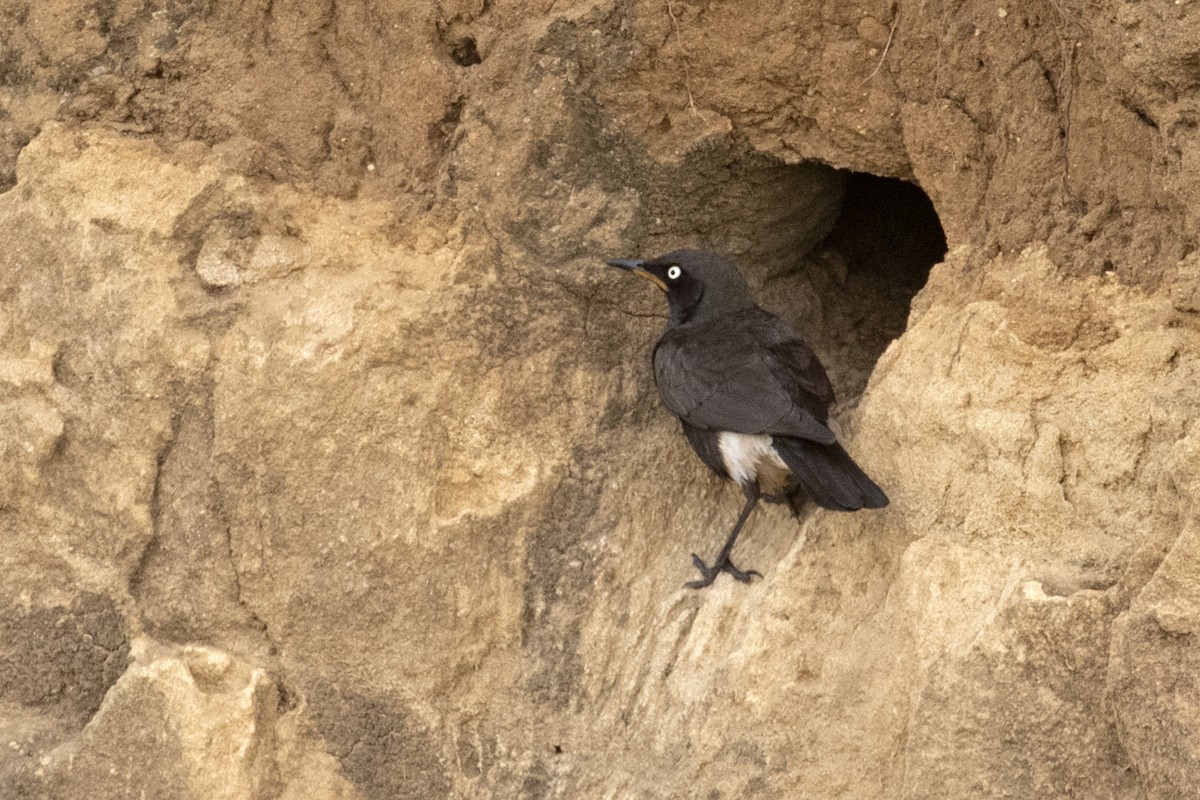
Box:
[653,311,837,444]
[763,336,837,422]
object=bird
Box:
[607,249,888,589]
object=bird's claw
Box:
[684,553,762,589]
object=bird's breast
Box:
[717,431,791,493]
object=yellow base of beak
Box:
[632,270,668,292]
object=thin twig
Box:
[666,0,699,116]
[860,11,900,86]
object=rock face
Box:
[1,1,1199,798]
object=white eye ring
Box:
[667,266,682,280]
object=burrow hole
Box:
[449,36,482,67]
[621,148,945,410]
[805,171,947,405]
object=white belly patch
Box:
[718,431,789,489]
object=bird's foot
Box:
[684,553,763,590]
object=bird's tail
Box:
[773,437,889,511]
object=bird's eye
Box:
[667,266,682,280]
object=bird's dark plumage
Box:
[608,248,888,588]
[653,306,837,445]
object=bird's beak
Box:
[606,258,667,292]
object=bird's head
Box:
[606,249,754,326]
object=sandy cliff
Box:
[2,1,1198,797]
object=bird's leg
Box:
[686,486,762,589]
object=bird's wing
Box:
[653,309,836,444]
[759,324,836,423]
